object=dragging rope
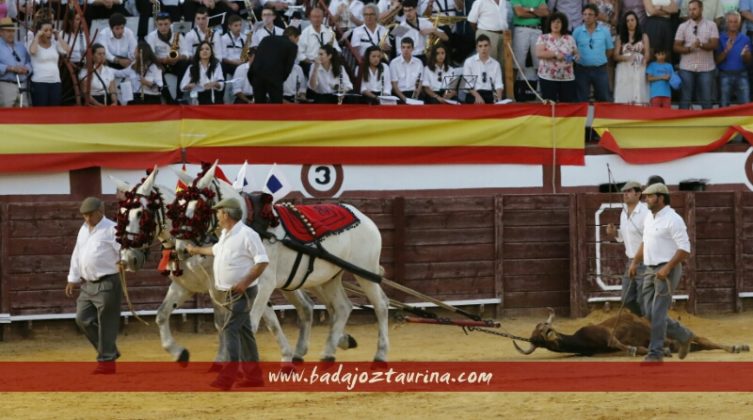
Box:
[118,265,150,326]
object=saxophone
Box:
[168,31,180,59]
[240,30,253,62]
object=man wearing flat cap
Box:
[606,181,648,317]
[629,183,695,362]
[0,17,32,107]
[66,197,122,374]
[187,197,269,390]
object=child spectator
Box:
[645,48,673,108]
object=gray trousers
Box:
[642,264,694,358]
[512,26,541,81]
[218,285,260,380]
[75,274,122,362]
[622,258,646,317]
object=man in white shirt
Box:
[390,37,425,101]
[397,0,448,61]
[283,63,307,102]
[251,5,284,47]
[606,181,648,316]
[232,46,255,103]
[65,197,122,374]
[187,198,269,390]
[96,13,137,69]
[221,14,247,76]
[350,3,388,57]
[467,0,509,68]
[462,34,504,103]
[182,7,223,60]
[629,183,695,362]
[298,7,340,74]
[147,12,189,102]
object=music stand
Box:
[172,20,192,34]
[455,74,478,92]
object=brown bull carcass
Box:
[514,308,750,357]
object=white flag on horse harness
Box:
[263,163,292,203]
[232,160,250,192]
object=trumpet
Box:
[152,0,160,21]
[411,72,421,99]
[168,31,180,59]
[378,23,398,51]
[240,30,253,62]
[243,0,258,25]
[424,15,465,57]
[206,27,214,44]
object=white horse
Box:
[111,168,318,363]
[171,162,390,362]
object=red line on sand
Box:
[1,362,751,392]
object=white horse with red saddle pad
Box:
[171,162,391,362]
[110,168,317,363]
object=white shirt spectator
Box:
[462,53,503,90]
[63,31,88,63]
[146,29,188,60]
[329,0,366,30]
[467,0,509,31]
[67,217,120,283]
[298,24,341,62]
[616,201,648,259]
[180,62,225,91]
[182,27,224,60]
[30,40,66,83]
[251,24,284,47]
[283,64,307,96]
[422,65,457,91]
[221,31,247,63]
[389,54,424,91]
[397,17,438,56]
[642,205,692,266]
[308,64,353,93]
[123,63,163,96]
[79,65,117,97]
[360,63,392,94]
[351,23,387,57]
[211,221,269,291]
[96,27,137,62]
[232,62,254,96]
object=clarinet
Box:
[139,50,145,101]
[337,68,345,105]
[294,76,300,104]
[490,76,498,103]
[411,71,421,99]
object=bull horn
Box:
[171,166,195,186]
[108,176,131,194]
[513,340,537,355]
[545,307,555,325]
[196,160,219,190]
[136,166,158,196]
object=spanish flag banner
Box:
[0,104,586,172]
[593,103,753,164]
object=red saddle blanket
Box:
[275,203,359,243]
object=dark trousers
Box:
[252,76,283,103]
[31,82,62,106]
[217,285,261,382]
[136,0,153,40]
[464,90,495,104]
[75,274,122,362]
[575,64,611,102]
[85,5,129,29]
[129,94,162,105]
[539,78,577,103]
[197,90,224,105]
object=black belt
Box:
[80,273,118,283]
[515,24,541,30]
[646,262,668,269]
[575,63,607,69]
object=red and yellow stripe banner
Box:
[594,103,753,164]
[0,104,587,172]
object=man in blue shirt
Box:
[715,11,752,107]
[0,18,31,107]
[572,4,614,102]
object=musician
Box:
[183,0,235,29]
[95,13,137,70]
[220,14,246,76]
[146,12,188,103]
[124,41,163,105]
[462,34,504,103]
[251,5,283,48]
[422,42,457,104]
[232,46,254,103]
[397,0,447,62]
[250,25,299,103]
[308,44,353,103]
[180,40,224,104]
[329,0,365,32]
[377,0,403,25]
[29,19,70,106]
[79,43,119,106]
[429,0,464,16]
[298,8,340,75]
[350,4,389,57]
[182,7,223,60]
[282,62,307,103]
[389,37,424,102]
[0,17,31,107]
[359,45,391,104]
[62,9,88,65]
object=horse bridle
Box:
[166,181,221,245]
[115,186,167,254]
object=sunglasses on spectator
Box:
[589,38,593,49]
[482,72,487,83]
[693,25,698,36]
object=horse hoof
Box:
[741,344,751,352]
[292,356,305,364]
[347,335,358,349]
[371,359,388,370]
[177,349,190,367]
